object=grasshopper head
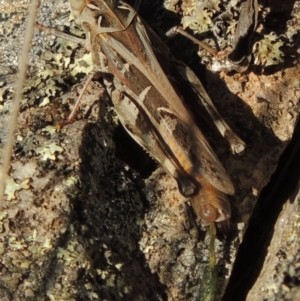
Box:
[190,191,231,225]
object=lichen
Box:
[253,33,284,67]
[35,142,64,161]
[41,125,57,135]
[4,177,31,201]
[164,0,180,12]
[39,97,50,107]
[181,0,220,33]
[70,53,93,77]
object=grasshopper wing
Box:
[110,88,197,196]
[157,107,235,195]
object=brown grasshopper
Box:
[38,0,245,229]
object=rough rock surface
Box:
[247,183,300,301]
[0,0,299,300]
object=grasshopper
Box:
[38,0,245,229]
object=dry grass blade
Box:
[0,0,40,211]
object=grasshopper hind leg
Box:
[175,60,246,154]
[165,27,246,154]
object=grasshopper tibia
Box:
[56,73,95,129]
[36,23,86,46]
[166,26,218,56]
[36,23,95,127]
[66,73,94,123]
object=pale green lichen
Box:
[38,68,56,79]
[253,33,284,66]
[70,53,93,77]
[32,229,37,241]
[36,142,64,161]
[0,242,5,255]
[36,239,54,255]
[56,39,78,57]
[64,176,78,187]
[41,125,57,135]
[0,87,8,102]
[229,0,239,6]
[43,238,53,250]
[0,211,8,221]
[5,177,31,200]
[39,97,50,107]
[164,0,180,12]
[181,0,220,33]
[12,258,32,269]
[8,236,28,250]
[57,239,90,269]
[45,79,62,97]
